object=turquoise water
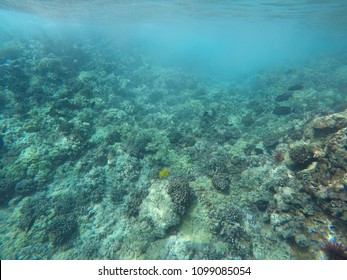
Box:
[0,1,346,260]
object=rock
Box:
[298,122,347,222]
[304,109,347,139]
[139,181,180,238]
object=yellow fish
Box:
[159,168,169,178]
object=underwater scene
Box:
[0,1,347,260]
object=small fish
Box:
[159,168,169,178]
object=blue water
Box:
[1,1,347,79]
[0,1,347,260]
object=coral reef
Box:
[138,180,180,237]
[288,144,314,169]
[210,205,253,259]
[211,174,230,193]
[125,188,149,218]
[48,214,78,246]
[18,194,49,232]
[0,36,346,260]
[168,177,195,216]
[296,121,347,222]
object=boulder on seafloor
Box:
[298,128,347,222]
[297,114,347,221]
[304,109,347,139]
[138,180,180,238]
